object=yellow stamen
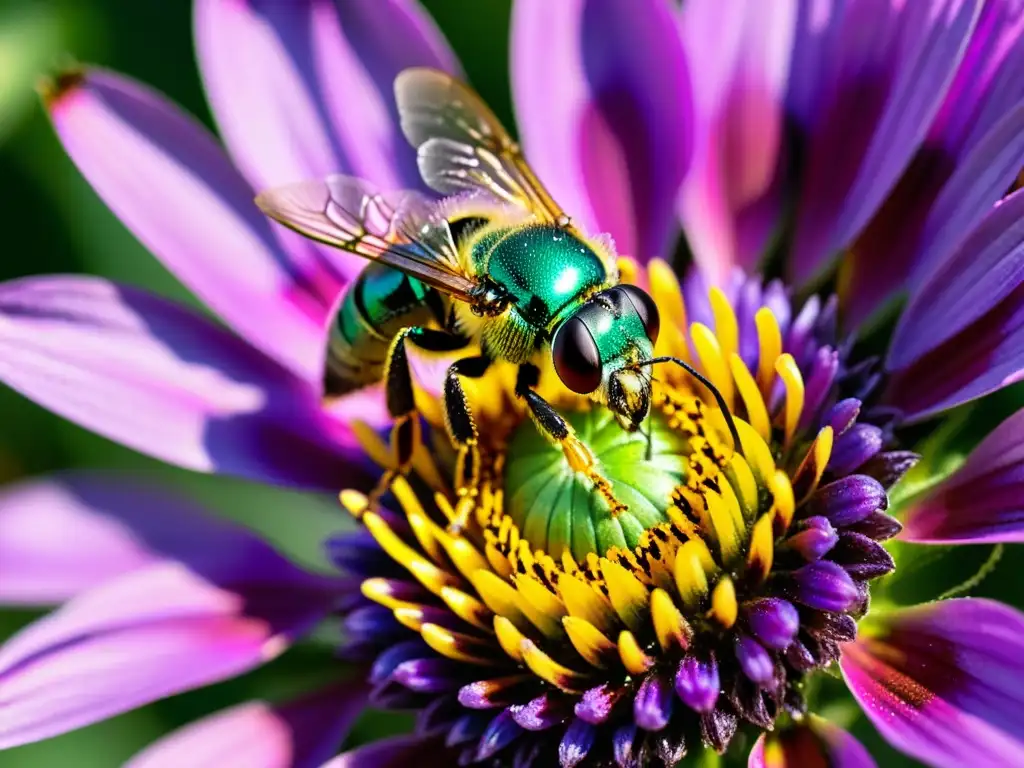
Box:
[493,615,526,662]
[735,419,776,484]
[363,512,458,595]
[421,623,494,665]
[705,489,742,564]
[755,307,782,399]
[557,572,618,634]
[691,322,734,410]
[673,541,710,611]
[440,586,493,631]
[350,421,392,473]
[360,578,416,611]
[709,576,738,629]
[792,426,834,503]
[514,575,566,638]
[339,489,369,520]
[618,630,654,675]
[471,570,529,631]
[727,452,759,519]
[563,616,617,668]
[775,353,804,450]
[649,258,690,362]
[747,513,775,585]
[602,559,650,634]
[770,470,797,534]
[709,287,739,363]
[520,638,589,693]
[730,353,771,442]
[651,588,692,653]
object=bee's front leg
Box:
[515,364,626,516]
[441,355,491,533]
[375,326,468,505]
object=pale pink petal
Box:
[511,0,692,260]
[0,276,372,491]
[126,684,368,768]
[680,0,797,282]
[47,69,342,383]
[0,562,340,748]
[194,0,458,193]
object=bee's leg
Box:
[373,326,468,504]
[441,354,491,533]
[515,364,626,515]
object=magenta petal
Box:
[125,685,368,768]
[885,189,1024,419]
[0,472,349,607]
[901,407,1024,543]
[0,276,371,491]
[748,716,876,767]
[318,735,450,768]
[788,0,981,285]
[47,69,343,382]
[0,560,337,748]
[841,598,1024,768]
[0,477,154,605]
[679,0,797,282]
[511,0,692,261]
[195,0,457,194]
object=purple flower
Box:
[2,1,1024,767]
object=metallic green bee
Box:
[256,69,736,497]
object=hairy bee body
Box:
[326,221,617,397]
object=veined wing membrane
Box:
[396,68,571,227]
[255,175,478,300]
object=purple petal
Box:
[0,560,339,748]
[841,598,1024,767]
[679,0,797,281]
[786,516,839,562]
[748,716,877,767]
[195,0,457,193]
[0,473,342,607]
[808,476,887,527]
[633,672,673,731]
[47,69,342,382]
[828,425,885,476]
[0,276,372,491]
[674,653,720,713]
[788,561,860,612]
[746,598,800,651]
[734,635,775,686]
[125,684,367,768]
[842,0,1024,329]
[559,718,596,768]
[511,0,692,260]
[902,407,1024,543]
[319,735,452,768]
[885,189,1024,420]
[788,0,981,284]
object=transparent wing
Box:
[255,175,478,300]
[396,68,572,227]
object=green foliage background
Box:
[0,1,1021,766]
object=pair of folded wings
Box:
[255,68,577,303]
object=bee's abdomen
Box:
[324,263,441,397]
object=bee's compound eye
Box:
[619,284,660,345]
[552,316,602,394]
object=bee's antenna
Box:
[634,357,743,455]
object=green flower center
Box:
[504,406,693,560]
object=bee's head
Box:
[552,284,660,431]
